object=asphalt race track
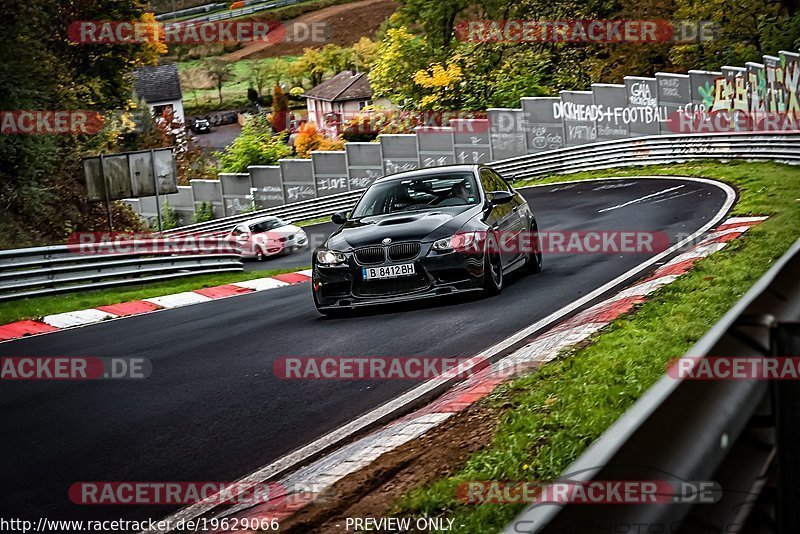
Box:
[0,178,730,523]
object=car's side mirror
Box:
[488,191,514,207]
[331,211,349,225]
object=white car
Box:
[228,216,308,261]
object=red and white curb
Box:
[0,269,313,342]
[208,216,767,528]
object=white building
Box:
[133,64,185,123]
[303,71,393,136]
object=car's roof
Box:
[374,164,482,184]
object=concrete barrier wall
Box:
[127,49,800,227]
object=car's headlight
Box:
[432,232,484,252]
[432,237,453,251]
[316,250,346,265]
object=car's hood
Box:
[252,224,301,237]
[325,206,478,250]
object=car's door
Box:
[479,168,519,266]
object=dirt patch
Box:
[223,0,397,61]
[277,402,503,533]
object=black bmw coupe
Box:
[311,164,542,316]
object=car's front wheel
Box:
[482,235,503,295]
[521,220,543,274]
[255,247,266,262]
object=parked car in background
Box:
[228,216,308,261]
[191,118,211,134]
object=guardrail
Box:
[182,0,306,22]
[491,131,800,180]
[504,237,800,533]
[0,241,243,302]
[163,188,364,236]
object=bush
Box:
[217,115,292,173]
[160,200,178,230]
[194,202,214,223]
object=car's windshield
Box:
[250,218,285,232]
[350,172,479,218]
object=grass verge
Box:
[391,161,800,532]
[0,267,308,325]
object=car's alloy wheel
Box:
[482,237,503,295]
[522,220,543,274]
[255,248,265,262]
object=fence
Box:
[0,241,243,302]
[504,238,800,533]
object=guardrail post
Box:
[99,153,113,232]
[773,322,800,533]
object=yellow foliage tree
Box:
[412,59,463,110]
[137,12,167,65]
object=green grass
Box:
[0,267,308,325]
[179,56,301,116]
[294,215,333,226]
[391,161,800,532]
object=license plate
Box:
[362,263,415,280]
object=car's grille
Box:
[356,274,428,297]
[354,246,385,265]
[388,243,420,261]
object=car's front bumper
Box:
[312,244,487,310]
[240,233,309,258]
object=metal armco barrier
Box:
[0,241,243,301]
[164,187,364,236]
[491,131,800,180]
[504,238,800,534]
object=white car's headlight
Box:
[316,250,346,265]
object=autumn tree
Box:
[272,84,289,132]
[205,58,232,106]
[0,0,159,246]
